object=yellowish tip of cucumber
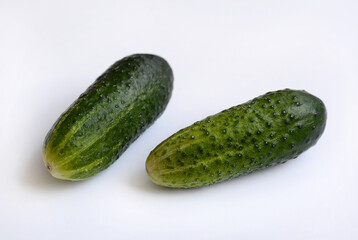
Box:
[145,154,166,187]
[42,150,76,181]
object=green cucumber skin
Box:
[146,89,326,188]
[43,54,173,180]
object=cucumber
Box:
[43,54,173,180]
[146,89,326,188]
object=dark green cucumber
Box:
[43,54,173,180]
[146,89,326,188]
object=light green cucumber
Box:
[146,89,326,188]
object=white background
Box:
[1,0,357,239]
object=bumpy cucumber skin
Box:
[146,89,326,188]
[43,54,173,180]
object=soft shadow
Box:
[130,169,184,194]
[23,147,85,191]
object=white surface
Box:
[1,0,357,239]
